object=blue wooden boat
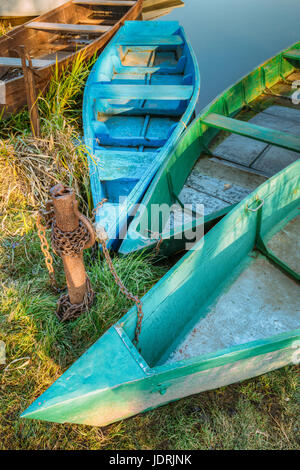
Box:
[83,20,200,250]
[21,159,300,427]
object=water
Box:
[159,0,300,111]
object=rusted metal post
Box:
[49,184,95,315]
[18,45,40,138]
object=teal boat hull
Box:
[22,160,300,427]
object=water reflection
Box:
[158,0,300,110]
[142,0,184,20]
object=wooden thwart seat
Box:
[283,49,300,61]
[0,57,54,68]
[116,35,183,46]
[90,83,193,100]
[73,0,135,5]
[202,113,300,153]
[25,22,111,34]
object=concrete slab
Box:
[251,146,300,175]
[213,105,300,168]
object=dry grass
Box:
[1,129,87,205]
[0,21,12,38]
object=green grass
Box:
[0,39,299,450]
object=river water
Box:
[159,0,300,110]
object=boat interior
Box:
[87,21,197,235]
[0,1,138,81]
[164,211,300,364]
[120,162,299,368]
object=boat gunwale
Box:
[21,329,300,417]
[152,330,300,375]
[114,316,300,378]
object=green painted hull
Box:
[120,41,300,256]
[21,160,300,427]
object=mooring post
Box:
[49,184,96,320]
[18,45,40,138]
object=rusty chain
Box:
[56,277,95,322]
[36,200,95,320]
[51,220,90,257]
[93,200,143,345]
[92,198,108,219]
[155,237,163,256]
[99,237,143,345]
[146,229,163,257]
[37,196,145,342]
[36,202,58,291]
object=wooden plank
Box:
[25,22,111,34]
[79,19,116,25]
[73,0,135,5]
[114,65,179,74]
[89,83,193,100]
[283,49,300,61]
[117,35,183,46]
[0,56,54,68]
[202,113,300,153]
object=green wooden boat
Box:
[21,160,300,427]
[142,0,185,20]
[120,41,300,256]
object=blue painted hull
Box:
[83,20,200,250]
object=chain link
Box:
[155,237,163,256]
[145,229,163,257]
[36,203,58,291]
[99,237,143,345]
[93,199,144,345]
[51,220,91,257]
[56,277,95,322]
[37,196,145,340]
[92,198,108,219]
